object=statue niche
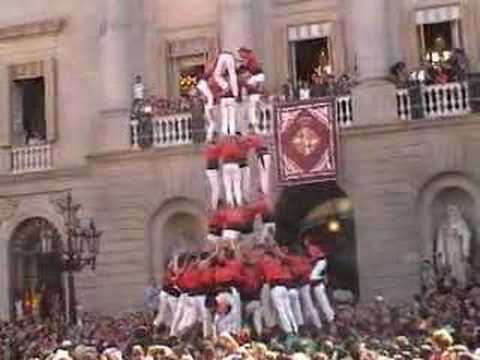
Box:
[435,204,472,288]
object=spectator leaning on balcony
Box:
[450,48,470,82]
[390,61,409,88]
[131,75,145,120]
[310,73,329,98]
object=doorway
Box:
[275,182,359,295]
[10,217,64,320]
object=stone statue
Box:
[436,205,472,288]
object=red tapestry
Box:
[274,99,338,186]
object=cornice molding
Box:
[87,144,204,164]
[0,18,65,41]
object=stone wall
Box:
[341,114,480,301]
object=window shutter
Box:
[44,57,57,142]
[0,65,11,146]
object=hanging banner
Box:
[274,99,338,186]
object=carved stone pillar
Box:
[218,0,254,51]
[347,0,398,126]
[95,0,133,153]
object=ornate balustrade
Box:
[336,95,353,128]
[11,143,53,174]
[131,112,193,149]
[397,88,411,121]
[397,82,471,121]
[130,95,354,149]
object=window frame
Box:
[0,57,56,147]
[286,22,335,89]
[417,20,463,64]
[288,36,334,88]
[166,37,215,98]
[415,5,463,65]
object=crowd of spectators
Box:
[281,73,357,102]
[2,268,480,360]
[390,48,470,89]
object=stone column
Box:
[95,0,133,153]
[218,0,254,51]
[348,0,398,125]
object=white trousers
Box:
[258,154,272,195]
[197,79,214,109]
[241,165,251,202]
[153,291,179,327]
[260,284,277,328]
[170,294,210,338]
[206,169,220,210]
[222,162,242,206]
[245,300,263,336]
[299,284,322,329]
[213,53,239,97]
[270,285,298,334]
[170,294,195,337]
[288,288,305,327]
[192,295,210,338]
[312,283,335,323]
[310,259,335,323]
[205,112,216,143]
[248,94,261,129]
[220,98,237,136]
[197,80,216,142]
[214,290,242,336]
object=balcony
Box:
[11,143,53,174]
[131,113,193,149]
[129,96,354,148]
[397,81,472,121]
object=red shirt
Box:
[239,264,263,298]
[214,259,244,286]
[285,254,312,282]
[237,137,251,163]
[244,134,267,154]
[250,196,273,218]
[197,266,215,290]
[258,254,293,284]
[205,143,221,162]
[177,266,200,291]
[209,209,226,234]
[222,206,256,230]
[220,140,243,163]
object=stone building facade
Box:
[0,0,479,318]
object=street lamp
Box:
[52,192,102,324]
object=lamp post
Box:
[53,192,102,325]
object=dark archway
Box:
[9,217,64,320]
[275,182,359,295]
[162,212,204,259]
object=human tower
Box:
[199,47,275,247]
[151,47,336,340]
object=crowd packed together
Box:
[2,231,480,359]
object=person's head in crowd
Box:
[431,329,454,352]
[130,344,145,360]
